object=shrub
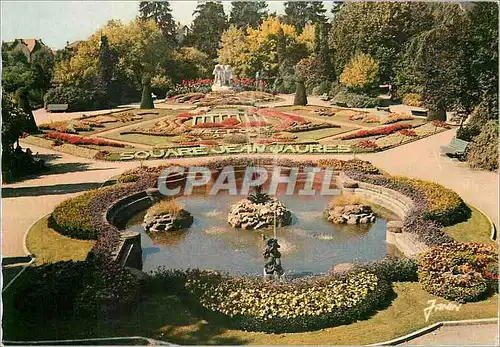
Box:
[140,76,154,109]
[354,257,418,282]
[147,198,183,218]
[331,91,380,108]
[417,243,498,302]
[339,53,379,92]
[393,176,470,226]
[466,120,498,171]
[317,158,380,174]
[341,123,412,140]
[14,260,142,318]
[181,269,391,333]
[44,87,107,112]
[50,190,99,240]
[294,80,308,106]
[117,172,139,183]
[402,93,422,107]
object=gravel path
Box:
[404,323,499,345]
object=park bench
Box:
[46,104,69,112]
[333,101,347,107]
[440,136,470,159]
[376,106,391,112]
[319,93,330,101]
[410,109,428,117]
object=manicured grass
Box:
[288,126,357,142]
[26,215,95,265]
[443,205,495,244]
[100,132,175,147]
[3,281,497,344]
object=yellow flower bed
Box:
[185,270,390,332]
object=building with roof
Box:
[175,22,190,44]
[4,38,51,63]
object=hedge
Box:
[50,190,100,240]
[44,87,107,112]
[331,91,380,108]
[417,243,498,302]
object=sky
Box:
[1,1,333,50]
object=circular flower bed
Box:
[417,243,498,302]
[181,269,391,332]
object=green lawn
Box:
[26,215,95,265]
[443,205,495,244]
[100,132,177,147]
[2,282,497,345]
[287,126,357,142]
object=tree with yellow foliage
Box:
[339,53,379,93]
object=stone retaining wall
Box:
[106,191,153,270]
[337,172,429,258]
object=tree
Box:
[97,34,118,105]
[396,3,475,120]
[339,53,379,93]
[52,19,169,102]
[2,92,32,152]
[14,87,38,133]
[329,2,435,82]
[139,1,177,45]
[283,1,327,33]
[186,1,228,59]
[467,2,498,114]
[229,1,267,29]
[217,25,247,76]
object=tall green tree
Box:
[283,1,327,33]
[329,2,435,83]
[467,2,498,113]
[139,1,177,45]
[229,1,267,29]
[187,1,228,59]
[398,3,474,120]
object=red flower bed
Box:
[432,120,449,128]
[341,123,413,140]
[237,121,269,128]
[399,129,417,137]
[356,140,378,149]
[221,118,240,126]
[43,133,125,147]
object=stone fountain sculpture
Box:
[263,237,284,280]
[212,64,233,91]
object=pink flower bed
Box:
[237,121,269,128]
[341,123,413,140]
[43,133,125,147]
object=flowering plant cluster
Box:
[181,269,390,332]
[382,113,413,124]
[341,123,413,140]
[432,120,449,128]
[417,243,498,302]
[399,129,417,137]
[43,132,125,147]
[355,140,378,149]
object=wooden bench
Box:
[376,106,391,112]
[440,136,470,159]
[319,93,330,101]
[410,109,428,117]
[46,104,69,112]
[333,102,348,107]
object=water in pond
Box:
[127,191,399,276]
